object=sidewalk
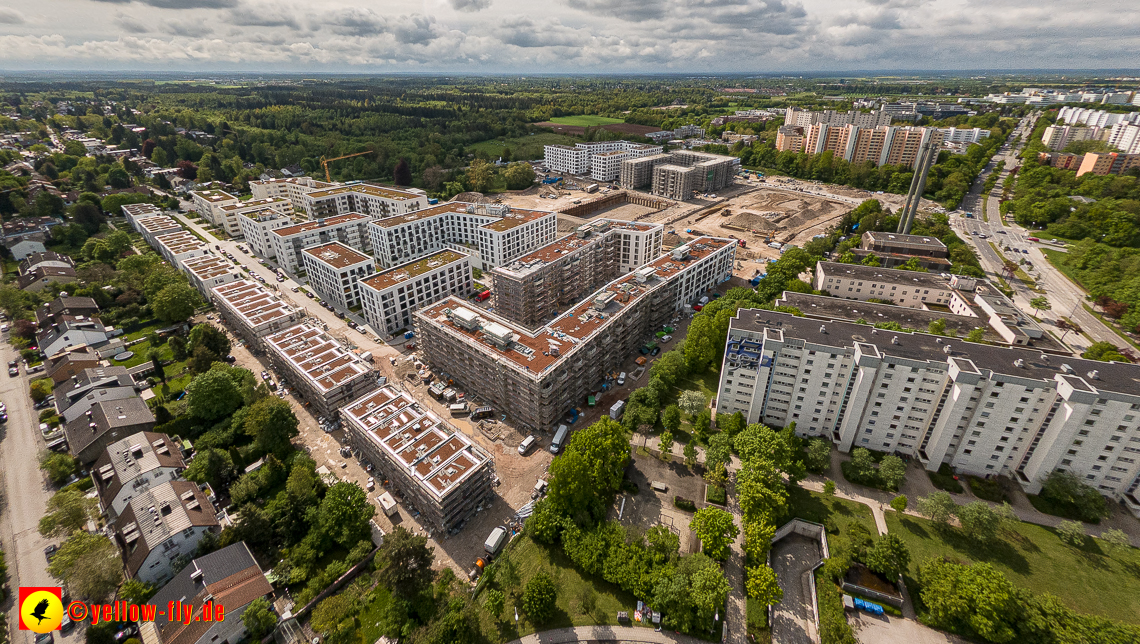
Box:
[504,625,709,644]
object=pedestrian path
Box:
[504,625,709,644]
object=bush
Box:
[1035,470,1109,523]
[522,571,557,624]
[927,463,964,493]
[674,496,696,512]
[706,485,727,506]
[817,572,857,644]
[967,476,1008,503]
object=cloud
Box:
[163,21,214,37]
[318,10,441,43]
[0,7,25,24]
[90,0,238,8]
[228,6,303,30]
[115,14,150,33]
[449,0,491,12]
[389,15,442,44]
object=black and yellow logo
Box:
[19,587,64,633]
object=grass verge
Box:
[926,463,964,493]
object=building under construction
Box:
[415,238,737,431]
[491,219,664,328]
[619,153,670,191]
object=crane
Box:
[320,151,373,183]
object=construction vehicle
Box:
[320,151,373,182]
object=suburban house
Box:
[113,480,220,585]
[92,431,186,520]
[54,366,139,423]
[64,396,156,464]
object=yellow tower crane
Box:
[320,151,373,183]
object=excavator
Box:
[320,151,373,182]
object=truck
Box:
[550,425,569,453]
[471,406,494,419]
[443,388,457,402]
[610,399,626,420]
[485,527,508,555]
[360,351,373,362]
[476,290,491,301]
[429,382,446,398]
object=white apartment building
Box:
[544,141,664,177]
[301,242,376,311]
[1042,125,1104,151]
[718,309,1140,517]
[1107,122,1140,155]
[301,183,429,220]
[360,249,472,336]
[249,176,336,215]
[263,323,376,416]
[591,150,628,182]
[121,203,162,230]
[939,127,991,144]
[269,212,373,273]
[154,231,210,268]
[815,262,960,309]
[134,216,182,246]
[1057,106,1140,129]
[211,279,301,349]
[181,253,238,298]
[213,197,292,239]
[189,189,238,228]
[543,145,591,175]
[367,202,557,270]
[237,208,294,259]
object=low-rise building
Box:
[236,208,294,259]
[135,216,183,246]
[54,366,138,423]
[360,250,472,336]
[342,386,494,532]
[155,231,210,268]
[113,480,219,585]
[263,323,377,417]
[181,254,239,298]
[17,265,76,292]
[301,183,429,220]
[38,317,124,359]
[121,203,163,230]
[92,431,185,519]
[45,345,102,384]
[860,231,949,260]
[36,296,99,326]
[64,396,157,464]
[211,280,301,350]
[19,251,74,275]
[301,242,376,311]
[268,212,373,272]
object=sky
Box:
[0,0,1138,73]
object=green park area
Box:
[547,115,626,127]
[467,133,579,163]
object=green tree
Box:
[1099,527,1131,550]
[377,526,434,600]
[243,396,300,459]
[152,283,200,324]
[965,327,986,343]
[719,411,747,438]
[657,430,673,460]
[522,571,557,624]
[865,534,910,581]
[149,349,165,383]
[690,557,732,629]
[187,368,243,420]
[242,597,277,639]
[1030,296,1051,317]
[918,558,1017,643]
[878,454,907,490]
[169,335,188,360]
[704,430,732,471]
[310,591,357,641]
[30,377,53,403]
[39,488,98,537]
[39,451,78,485]
[1039,470,1110,522]
[849,447,876,480]
[1082,341,1129,364]
[745,565,783,605]
[503,162,536,190]
[890,495,908,513]
[917,491,957,526]
[119,580,157,606]
[823,480,836,495]
[956,501,1004,543]
[692,409,712,443]
[683,442,698,469]
[805,438,831,473]
[188,323,232,357]
[48,532,121,601]
[927,318,947,335]
[690,507,739,560]
[646,524,681,563]
[319,481,375,548]
[465,159,494,193]
[1056,520,1086,546]
[678,389,707,416]
[661,405,682,433]
[183,448,236,489]
[484,588,505,620]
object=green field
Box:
[548,115,626,127]
[783,487,879,545]
[468,133,580,162]
[1040,247,1084,287]
[886,511,1140,624]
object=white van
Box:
[449,402,469,415]
[550,425,569,454]
[519,435,537,455]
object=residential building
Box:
[803,124,944,169]
[544,141,664,177]
[775,125,805,152]
[263,323,376,417]
[542,145,590,175]
[652,164,696,201]
[785,108,893,128]
[1037,152,1085,170]
[491,219,664,328]
[1077,152,1140,177]
[359,250,472,336]
[211,280,301,350]
[1042,125,1104,151]
[213,197,292,239]
[775,292,998,343]
[367,202,557,270]
[141,543,273,644]
[38,317,124,359]
[301,242,376,311]
[1057,106,1140,129]
[45,345,102,384]
[342,385,494,532]
[938,127,991,144]
[181,254,239,299]
[18,265,76,292]
[7,240,45,260]
[621,150,738,197]
[121,203,163,229]
[250,175,337,214]
[619,154,670,191]
[113,480,219,585]
[189,190,239,228]
[64,396,157,464]
[590,150,628,182]
[2,216,62,247]
[860,231,949,259]
[268,212,373,273]
[155,231,210,269]
[415,237,737,431]
[19,251,74,275]
[236,208,294,259]
[301,183,429,220]
[716,309,1140,518]
[135,216,182,246]
[54,366,138,423]
[1107,122,1140,155]
[36,296,99,326]
[646,125,706,143]
[92,431,185,519]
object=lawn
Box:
[782,486,878,544]
[475,534,651,642]
[663,367,720,445]
[548,115,626,127]
[357,586,393,644]
[468,133,580,163]
[885,511,1140,624]
[1041,247,1084,287]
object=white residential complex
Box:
[367,202,557,270]
[360,249,472,336]
[717,309,1140,517]
[210,279,301,349]
[250,176,336,214]
[301,242,376,310]
[237,208,294,259]
[269,213,373,273]
[301,183,429,220]
[181,254,238,298]
[263,323,376,416]
[543,141,663,179]
[1042,125,1105,151]
[1107,122,1140,155]
[214,197,293,239]
[938,127,991,144]
[1056,106,1140,129]
[154,231,210,267]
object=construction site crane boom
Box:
[320,151,373,183]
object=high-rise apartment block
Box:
[717,309,1140,517]
[359,249,472,336]
[802,124,944,169]
[543,141,663,179]
[301,183,429,220]
[268,212,374,273]
[775,125,806,152]
[1107,122,1140,155]
[620,150,738,199]
[652,165,696,201]
[785,107,893,129]
[214,198,293,239]
[301,242,376,311]
[1042,125,1104,151]
[1076,152,1140,177]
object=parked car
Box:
[650,347,660,356]
[44,544,57,562]
[7,367,17,377]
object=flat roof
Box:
[220,197,289,212]
[236,207,291,223]
[264,323,372,394]
[418,237,734,375]
[301,242,373,270]
[733,309,1140,397]
[480,207,553,232]
[182,254,235,281]
[191,190,237,203]
[817,261,949,291]
[776,292,998,340]
[863,231,948,249]
[497,220,660,276]
[212,279,297,330]
[155,231,207,255]
[136,216,180,233]
[369,202,554,232]
[361,250,467,292]
[342,386,490,502]
[270,212,369,238]
[305,183,422,201]
[122,203,161,216]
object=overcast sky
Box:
[0,0,1137,72]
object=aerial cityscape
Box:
[1,4,1140,644]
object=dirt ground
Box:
[610,453,708,555]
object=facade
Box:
[213,197,292,239]
[543,145,590,175]
[236,208,294,258]
[938,127,991,144]
[815,261,962,309]
[155,231,210,268]
[367,202,557,270]
[416,237,737,430]
[716,309,1140,517]
[268,212,373,272]
[1042,125,1103,151]
[142,543,273,644]
[803,124,944,169]
[113,480,219,585]
[619,154,670,190]
[250,175,336,214]
[1107,122,1140,155]
[263,323,377,417]
[189,190,239,228]
[491,219,664,328]
[342,386,494,532]
[211,280,301,349]
[652,165,696,201]
[181,254,239,298]
[544,141,664,177]
[590,150,628,182]
[1056,106,1140,129]
[64,396,157,464]
[1037,152,1085,170]
[621,150,737,197]
[92,431,185,520]
[860,231,949,258]
[301,183,429,220]
[360,250,472,336]
[301,242,376,311]
[785,107,893,128]
[775,125,805,152]
[1076,152,1140,177]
